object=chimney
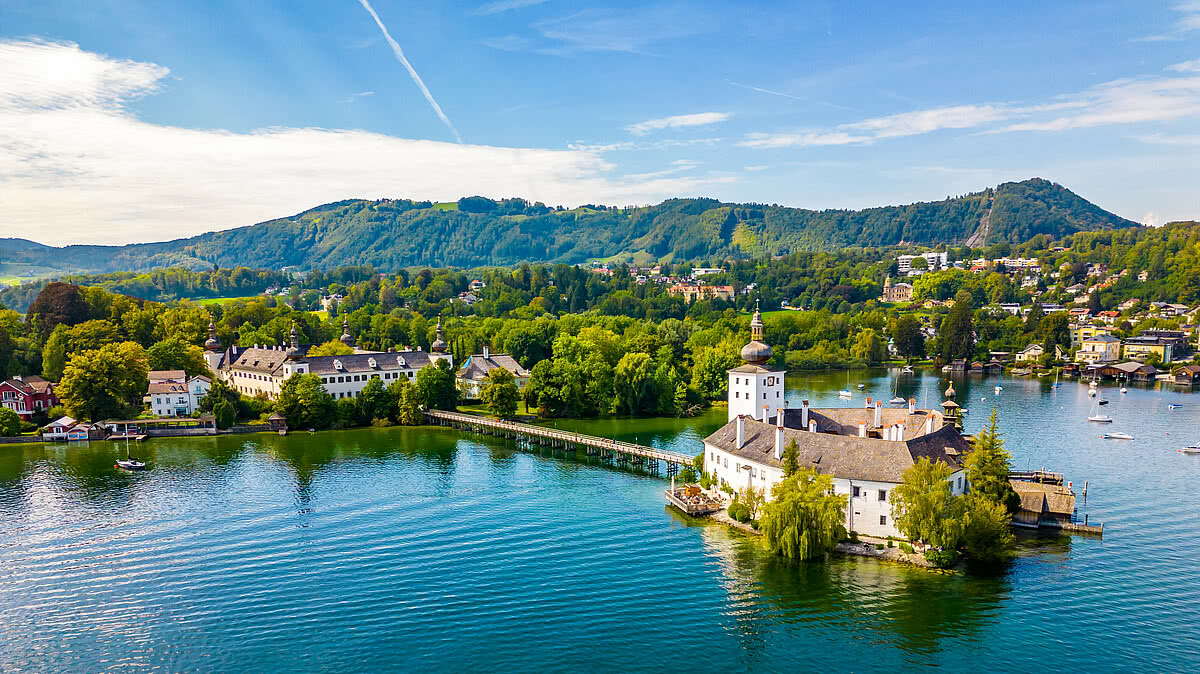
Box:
[874,400,883,428]
[762,404,768,422]
[809,420,816,433]
[801,400,809,429]
[774,427,784,460]
[922,415,934,436]
[483,345,490,359]
[736,415,746,449]
[776,408,784,428]
[908,398,916,414]
[865,396,872,409]
[858,422,866,438]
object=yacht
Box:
[1103,432,1133,440]
[1180,445,1200,455]
[1087,413,1113,423]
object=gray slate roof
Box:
[457,353,530,381]
[704,412,969,483]
[304,351,438,375]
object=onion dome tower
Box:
[740,305,773,365]
[286,323,302,360]
[340,318,354,348]
[431,316,448,353]
[727,300,785,422]
[204,321,221,351]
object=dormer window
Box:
[334,359,344,371]
[368,357,377,369]
[396,356,406,368]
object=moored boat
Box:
[1103,432,1133,440]
[116,458,147,471]
[1181,445,1200,454]
[1087,414,1113,423]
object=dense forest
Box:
[0,178,1136,275]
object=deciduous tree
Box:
[760,468,847,561]
[57,342,149,421]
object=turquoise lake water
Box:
[1,370,1197,671]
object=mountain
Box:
[1,178,1138,273]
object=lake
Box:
[1,369,1197,671]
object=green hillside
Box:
[1,178,1137,273]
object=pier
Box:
[425,410,695,476]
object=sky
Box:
[1,0,1199,246]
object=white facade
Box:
[148,376,211,417]
[704,438,966,539]
[727,369,784,422]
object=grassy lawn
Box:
[431,202,459,211]
[194,295,261,305]
[457,401,536,417]
[309,310,329,320]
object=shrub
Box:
[875,543,885,550]
[924,549,959,568]
[900,542,914,554]
[848,530,859,543]
[887,540,895,548]
[750,520,760,530]
[728,502,751,523]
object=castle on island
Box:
[702,307,969,538]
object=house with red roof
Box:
[0,376,58,420]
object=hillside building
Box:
[456,346,531,398]
[880,276,913,303]
[0,375,58,420]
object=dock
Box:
[665,485,724,516]
[425,410,694,476]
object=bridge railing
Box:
[427,410,692,464]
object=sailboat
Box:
[1052,368,1060,388]
[838,370,852,398]
[901,364,914,375]
[1086,399,1112,423]
[994,370,1003,395]
[115,437,146,471]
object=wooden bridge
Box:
[425,410,695,476]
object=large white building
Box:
[896,252,948,275]
[703,308,970,539]
[204,319,453,401]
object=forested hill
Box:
[4,178,1137,273]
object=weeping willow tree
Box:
[760,468,847,560]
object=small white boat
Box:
[1120,387,1127,394]
[1181,445,1200,454]
[1087,414,1113,423]
[1103,432,1133,440]
[115,458,147,471]
[941,365,952,373]
[1088,388,1097,397]
[901,365,914,375]
[890,396,905,405]
[1168,403,1183,410]
[838,390,853,398]
[994,385,1003,394]
[1089,380,1098,388]
[857,383,865,390]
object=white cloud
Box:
[0,40,734,246]
[998,77,1200,132]
[626,112,731,135]
[740,74,1200,148]
[1138,0,1200,40]
[473,0,550,16]
[345,90,375,103]
[566,138,721,152]
[533,6,714,55]
[1167,58,1200,72]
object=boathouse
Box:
[1174,364,1200,386]
[1010,480,1075,528]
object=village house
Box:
[880,276,913,303]
[146,370,211,417]
[1173,365,1200,386]
[1015,343,1069,363]
[1122,336,1174,364]
[319,294,343,313]
[1086,361,1157,382]
[469,279,486,291]
[0,375,58,420]
[1076,334,1121,364]
[206,319,453,401]
[702,309,970,539]
[1072,324,1116,347]
[455,346,531,399]
[41,415,76,441]
[1118,298,1140,312]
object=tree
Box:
[781,438,799,477]
[41,325,69,381]
[909,256,929,271]
[146,338,210,377]
[56,342,149,421]
[276,373,337,430]
[1040,311,1071,354]
[961,494,1015,563]
[613,352,659,415]
[890,457,964,551]
[416,359,457,411]
[356,376,393,423]
[760,468,847,561]
[307,340,355,357]
[0,407,20,436]
[738,486,766,521]
[1024,302,1044,332]
[27,282,89,338]
[395,380,424,425]
[939,295,975,361]
[892,315,925,361]
[1087,290,1102,315]
[211,399,235,430]
[690,344,740,400]
[481,367,519,418]
[850,327,886,364]
[964,409,1019,512]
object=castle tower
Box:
[727,302,785,422]
[202,321,224,375]
[340,318,354,348]
[429,316,453,367]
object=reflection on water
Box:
[0,369,1197,670]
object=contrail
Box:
[357,0,462,143]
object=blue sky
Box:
[1,0,1199,245]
